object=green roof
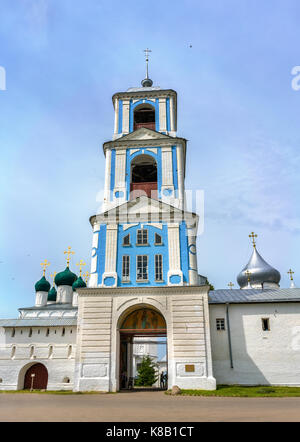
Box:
[48,286,57,302]
[72,276,86,291]
[35,276,51,292]
[54,267,77,287]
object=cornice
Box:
[103,136,187,154]
[112,89,177,103]
[76,285,210,297]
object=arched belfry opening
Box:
[118,306,168,391]
[133,104,155,131]
[130,154,158,199]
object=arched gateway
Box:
[119,307,167,390]
[23,363,48,390]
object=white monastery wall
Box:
[209,302,300,386]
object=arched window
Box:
[130,154,157,199]
[11,346,16,359]
[134,104,155,131]
[30,346,34,359]
[11,328,15,338]
[67,345,72,359]
[48,345,53,359]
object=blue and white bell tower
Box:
[88,69,200,289]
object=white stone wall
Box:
[0,326,76,390]
[209,302,300,386]
[74,287,216,392]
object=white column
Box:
[159,98,167,132]
[102,224,118,287]
[114,98,119,135]
[176,144,185,210]
[103,148,112,211]
[169,96,175,133]
[89,225,99,288]
[114,150,126,203]
[122,99,130,134]
[187,226,198,285]
[167,223,183,285]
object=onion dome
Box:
[48,286,57,302]
[237,247,281,289]
[54,267,77,287]
[72,276,86,291]
[35,276,51,292]
[141,78,153,87]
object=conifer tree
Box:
[135,355,158,387]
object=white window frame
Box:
[155,254,163,281]
[123,234,130,246]
[136,255,148,281]
[154,233,163,245]
[136,229,148,245]
[122,255,130,282]
[216,318,225,331]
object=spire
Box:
[141,48,153,87]
[249,232,258,249]
[287,269,296,288]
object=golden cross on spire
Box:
[82,271,90,285]
[245,270,252,282]
[287,269,295,281]
[249,232,258,248]
[40,259,50,276]
[50,272,57,286]
[64,246,75,268]
[228,282,234,289]
[76,259,86,277]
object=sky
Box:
[1,0,300,318]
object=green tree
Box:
[135,356,158,387]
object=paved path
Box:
[1,391,300,421]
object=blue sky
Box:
[1,0,300,317]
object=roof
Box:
[208,288,300,304]
[0,318,77,327]
[19,303,77,311]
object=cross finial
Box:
[40,259,50,276]
[50,272,57,286]
[82,271,90,285]
[143,48,152,79]
[245,270,252,282]
[64,246,75,268]
[249,232,258,248]
[76,259,86,277]
[287,269,295,281]
[228,282,234,289]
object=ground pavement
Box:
[1,390,300,422]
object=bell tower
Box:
[89,62,199,289]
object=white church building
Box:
[1,70,300,392]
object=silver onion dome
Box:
[237,247,281,289]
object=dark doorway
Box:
[134,105,155,131]
[23,363,48,390]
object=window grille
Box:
[137,229,148,245]
[155,254,163,281]
[137,255,148,281]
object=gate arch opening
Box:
[22,363,48,390]
[118,306,167,391]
